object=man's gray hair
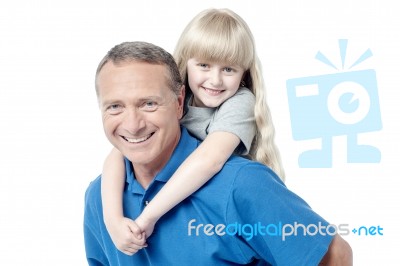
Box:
[95,41,183,97]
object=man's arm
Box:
[319,234,353,265]
[84,178,110,265]
[84,215,110,265]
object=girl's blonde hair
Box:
[174,8,285,181]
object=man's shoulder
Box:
[200,156,286,212]
[224,155,264,170]
[222,156,281,184]
[84,175,102,204]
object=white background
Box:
[0,0,399,265]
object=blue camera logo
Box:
[286,40,382,168]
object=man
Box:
[84,41,352,265]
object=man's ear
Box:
[177,85,185,119]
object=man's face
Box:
[97,61,184,171]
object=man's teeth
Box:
[125,134,152,143]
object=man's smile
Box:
[121,133,154,143]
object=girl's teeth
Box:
[205,88,221,95]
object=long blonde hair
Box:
[174,8,285,181]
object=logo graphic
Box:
[286,39,382,168]
[187,219,384,241]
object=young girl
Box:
[101,8,285,255]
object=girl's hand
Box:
[135,214,157,239]
[105,217,147,256]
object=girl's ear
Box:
[241,70,250,87]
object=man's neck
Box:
[132,130,182,190]
[133,167,159,190]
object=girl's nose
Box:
[209,69,222,87]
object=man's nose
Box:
[122,108,145,133]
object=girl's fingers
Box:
[122,243,147,256]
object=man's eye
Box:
[142,101,158,111]
[106,104,122,114]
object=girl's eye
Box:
[199,63,208,68]
[223,67,236,73]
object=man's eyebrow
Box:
[101,99,121,107]
[101,96,165,107]
[137,96,164,102]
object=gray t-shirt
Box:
[180,87,256,155]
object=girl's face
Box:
[187,58,245,108]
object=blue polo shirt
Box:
[84,127,333,265]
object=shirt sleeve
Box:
[84,178,110,266]
[208,87,256,155]
[225,163,334,265]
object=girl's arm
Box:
[101,148,146,255]
[135,131,240,237]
